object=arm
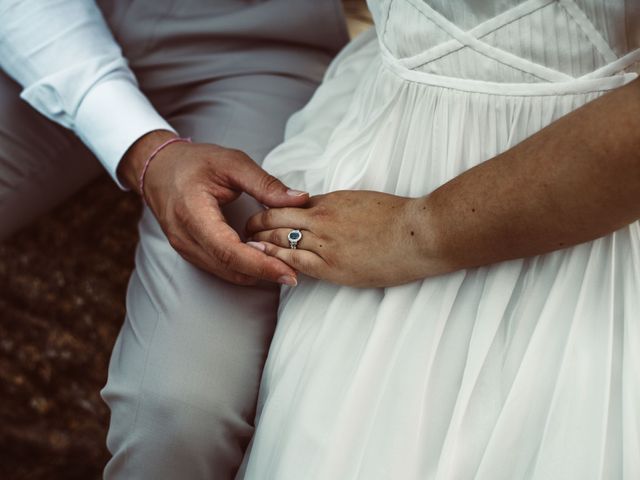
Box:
[246,78,640,287]
[0,0,173,187]
[0,0,305,285]
[417,77,640,275]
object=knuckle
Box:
[217,247,237,268]
[312,204,330,218]
[173,200,191,223]
[260,174,282,194]
[289,253,306,270]
[262,242,276,257]
[245,216,259,233]
[228,148,246,158]
[320,255,338,274]
[225,149,250,166]
[254,261,269,280]
[261,208,274,226]
[166,230,184,251]
[269,230,281,244]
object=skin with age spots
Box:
[247,191,431,287]
[246,78,640,288]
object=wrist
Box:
[117,129,178,193]
[408,196,455,277]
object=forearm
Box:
[416,77,640,274]
[0,0,174,188]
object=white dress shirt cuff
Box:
[74,78,176,189]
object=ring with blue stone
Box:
[287,229,303,249]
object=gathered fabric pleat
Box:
[238,1,640,479]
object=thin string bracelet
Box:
[139,136,192,203]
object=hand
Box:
[246,190,441,288]
[118,130,307,286]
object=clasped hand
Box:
[246,190,437,288]
[119,130,307,286]
[120,131,442,288]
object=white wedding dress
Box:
[239,1,640,478]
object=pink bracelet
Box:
[139,136,192,202]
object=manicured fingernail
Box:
[246,241,266,252]
[286,189,308,197]
[278,275,297,286]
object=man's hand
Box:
[118,130,307,286]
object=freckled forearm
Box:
[414,78,640,274]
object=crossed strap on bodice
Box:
[381,0,640,83]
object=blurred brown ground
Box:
[0,179,140,479]
[0,3,371,479]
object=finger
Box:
[255,241,327,280]
[167,229,259,285]
[251,228,324,253]
[229,152,310,208]
[195,219,300,284]
[187,195,299,284]
[180,240,258,286]
[246,207,313,235]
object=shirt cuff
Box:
[74,77,176,189]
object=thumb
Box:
[233,156,309,207]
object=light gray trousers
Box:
[0,1,348,478]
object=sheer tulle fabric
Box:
[238,1,640,478]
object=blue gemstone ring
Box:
[287,229,303,249]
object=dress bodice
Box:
[368,0,640,82]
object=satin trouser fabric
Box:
[0,1,348,478]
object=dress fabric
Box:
[239,1,640,479]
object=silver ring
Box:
[288,229,302,249]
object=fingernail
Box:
[286,189,308,197]
[246,241,266,252]
[278,275,298,286]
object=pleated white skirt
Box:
[238,27,640,480]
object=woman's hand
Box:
[249,80,640,288]
[245,190,444,287]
